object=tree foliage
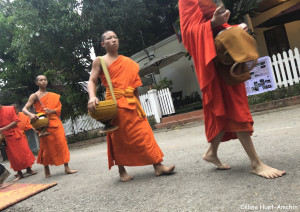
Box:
[0,0,178,120]
[222,0,258,24]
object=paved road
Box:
[2,105,300,212]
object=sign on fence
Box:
[245,56,276,96]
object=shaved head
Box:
[36,75,47,82]
[101,30,115,42]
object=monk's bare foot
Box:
[119,172,134,182]
[203,153,231,170]
[65,168,78,175]
[13,171,23,182]
[154,163,175,176]
[64,163,78,175]
[252,162,286,179]
[26,168,37,175]
[44,166,51,178]
[118,166,134,182]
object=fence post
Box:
[272,55,281,88]
[277,53,288,87]
[294,48,300,82]
[147,89,162,123]
[288,49,299,84]
[283,51,294,86]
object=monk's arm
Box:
[0,121,18,134]
[22,94,38,120]
[87,58,101,112]
[45,100,61,115]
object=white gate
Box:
[157,88,175,115]
[139,88,175,120]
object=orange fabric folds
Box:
[100,55,164,169]
[0,106,35,171]
[18,112,33,132]
[179,0,253,142]
[34,92,70,166]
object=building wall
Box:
[251,0,300,57]
[285,21,300,50]
[131,35,201,97]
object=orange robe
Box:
[0,106,35,171]
[100,55,164,169]
[33,92,70,166]
[18,112,33,133]
[179,0,253,142]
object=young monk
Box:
[178,0,285,179]
[22,76,77,178]
[0,105,36,181]
[87,31,175,182]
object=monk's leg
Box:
[64,163,78,175]
[118,165,134,182]
[44,165,51,178]
[13,171,24,181]
[153,163,175,176]
[26,167,37,175]
[203,131,230,169]
[236,131,286,179]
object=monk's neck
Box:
[107,51,119,59]
[38,88,47,93]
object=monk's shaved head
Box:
[36,75,47,82]
[101,30,115,42]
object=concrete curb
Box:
[249,95,300,113]
[155,95,300,129]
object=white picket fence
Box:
[63,115,104,136]
[139,88,175,117]
[270,47,300,88]
[157,88,175,115]
[139,94,154,117]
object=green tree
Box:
[0,0,178,120]
[222,0,258,25]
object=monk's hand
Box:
[45,108,55,115]
[237,23,248,32]
[87,97,99,113]
[29,113,39,122]
[211,6,230,28]
[0,128,4,134]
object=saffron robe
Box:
[100,55,164,169]
[179,0,253,142]
[0,106,35,171]
[18,112,33,133]
[33,92,70,166]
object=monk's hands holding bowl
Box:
[237,23,248,32]
[211,6,230,28]
[87,97,99,113]
[29,113,39,122]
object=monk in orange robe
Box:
[87,31,175,182]
[179,0,285,178]
[22,75,77,178]
[0,105,36,181]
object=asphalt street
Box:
[2,105,300,212]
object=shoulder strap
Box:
[99,56,117,104]
[35,93,46,110]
